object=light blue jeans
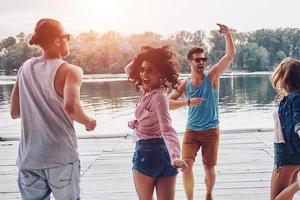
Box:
[18,160,80,200]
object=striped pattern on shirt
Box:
[129,87,181,166]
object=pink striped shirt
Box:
[127,86,181,166]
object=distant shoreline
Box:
[0,71,272,83]
[0,127,274,141]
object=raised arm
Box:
[63,65,96,131]
[209,24,236,83]
[124,61,133,75]
[10,76,20,119]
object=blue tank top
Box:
[186,73,219,131]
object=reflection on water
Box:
[0,74,277,137]
[219,75,276,112]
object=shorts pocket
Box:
[161,149,171,165]
[19,170,40,187]
[48,163,74,189]
[134,149,158,171]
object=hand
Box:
[174,160,188,172]
[189,97,205,106]
[217,23,230,36]
[85,118,97,131]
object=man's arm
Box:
[10,77,20,119]
[168,89,188,110]
[63,66,96,131]
[168,80,203,110]
[209,24,236,84]
[168,80,187,110]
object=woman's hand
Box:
[174,160,188,172]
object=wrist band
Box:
[187,99,190,106]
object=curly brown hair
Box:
[271,57,300,99]
[128,46,180,90]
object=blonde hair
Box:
[271,57,300,99]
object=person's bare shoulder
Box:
[63,63,82,73]
[61,63,83,79]
[55,63,84,97]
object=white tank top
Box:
[273,110,285,143]
[17,57,78,169]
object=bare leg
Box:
[133,171,156,200]
[182,159,195,200]
[156,176,177,200]
[270,167,300,200]
[275,182,300,200]
[204,165,216,200]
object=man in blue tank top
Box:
[168,24,235,200]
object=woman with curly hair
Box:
[125,46,187,200]
[270,57,300,200]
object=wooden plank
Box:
[0,131,299,199]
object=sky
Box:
[0,0,299,38]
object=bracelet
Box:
[187,99,190,106]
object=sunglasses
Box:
[193,57,208,62]
[58,34,71,41]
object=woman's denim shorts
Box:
[132,138,178,178]
[274,143,300,169]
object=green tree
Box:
[238,43,269,71]
[208,30,225,66]
[275,51,287,64]
[1,28,299,75]
[0,36,16,51]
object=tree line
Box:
[0,28,300,75]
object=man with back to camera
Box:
[10,18,97,200]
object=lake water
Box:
[0,73,277,137]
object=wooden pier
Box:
[0,130,299,200]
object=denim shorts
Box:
[132,138,178,178]
[274,143,300,169]
[18,160,80,200]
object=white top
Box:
[273,110,285,143]
[17,57,78,169]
